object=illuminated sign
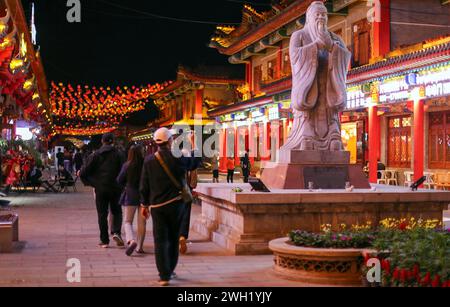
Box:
[234,111,248,121]
[346,86,370,109]
[251,108,266,122]
[219,114,233,122]
[347,64,450,106]
[251,108,264,118]
[268,105,280,121]
[425,81,450,98]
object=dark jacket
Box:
[117,162,140,206]
[140,147,201,207]
[74,152,83,169]
[80,145,124,191]
[56,152,64,166]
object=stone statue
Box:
[282,1,351,152]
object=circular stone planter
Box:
[269,238,366,286]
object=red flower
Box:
[422,272,431,286]
[384,260,391,275]
[400,269,407,283]
[392,268,400,280]
[413,264,420,277]
[407,270,414,281]
[398,221,408,230]
[432,274,441,288]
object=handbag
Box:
[187,169,198,189]
[155,152,193,204]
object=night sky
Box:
[21,0,273,86]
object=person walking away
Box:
[179,154,199,255]
[80,133,125,248]
[117,145,147,256]
[56,148,64,170]
[73,149,83,174]
[63,148,72,173]
[226,157,235,183]
[211,152,219,183]
[241,152,250,183]
[140,128,201,286]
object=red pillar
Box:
[368,106,380,183]
[260,122,271,161]
[413,99,425,184]
[195,89,203,116]
[373,0,391,58]
[234,127,240,165]
[219,128,228,173]
[249,123,256,165]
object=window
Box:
[253,65,263,94]
[282,52,291,76]
[429,112,450,169]
[387,115,412,168]
[352,19,371,67]
[267,58,278,81]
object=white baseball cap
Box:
[153,127,173,144]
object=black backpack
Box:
[79,152,102,187]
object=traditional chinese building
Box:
[209,0,450,183]
[0,0,50,143]
[129,65,244,146]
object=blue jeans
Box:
[151,200,184,281]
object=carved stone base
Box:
[269,238,366,286]
[261,150,370,190]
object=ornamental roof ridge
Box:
[210,0,314,55]
[348,35,450,79]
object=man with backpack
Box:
[80,133,125,248]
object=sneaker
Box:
[125,241,137,256]
[171,272,178,279]
[98,243,109,248]
[135,248,145,254]
[112,234,125,247]
[158,280,170,286]
[179,236,187,254]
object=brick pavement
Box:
[1,184,448,287]
[0,184,309,287]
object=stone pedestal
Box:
[195,184,449,255]
[261,150,370,189]
[0,214,19,253]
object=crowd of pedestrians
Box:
[79,129,201,286]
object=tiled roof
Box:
[348,39,450,83]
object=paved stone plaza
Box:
[0,183,308,287]
[1,182,449,287]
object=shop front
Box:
[347,59,450,186]
[216,98,292,174]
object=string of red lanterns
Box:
[49,81,172,136]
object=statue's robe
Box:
[281,28,351,151]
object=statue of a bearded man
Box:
[281,1,351,152]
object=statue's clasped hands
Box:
[317,23,333,51]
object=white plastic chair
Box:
[377,170,387,184]
[423,172,435,190]
[385,170,398,186]
[404,171,414,187]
